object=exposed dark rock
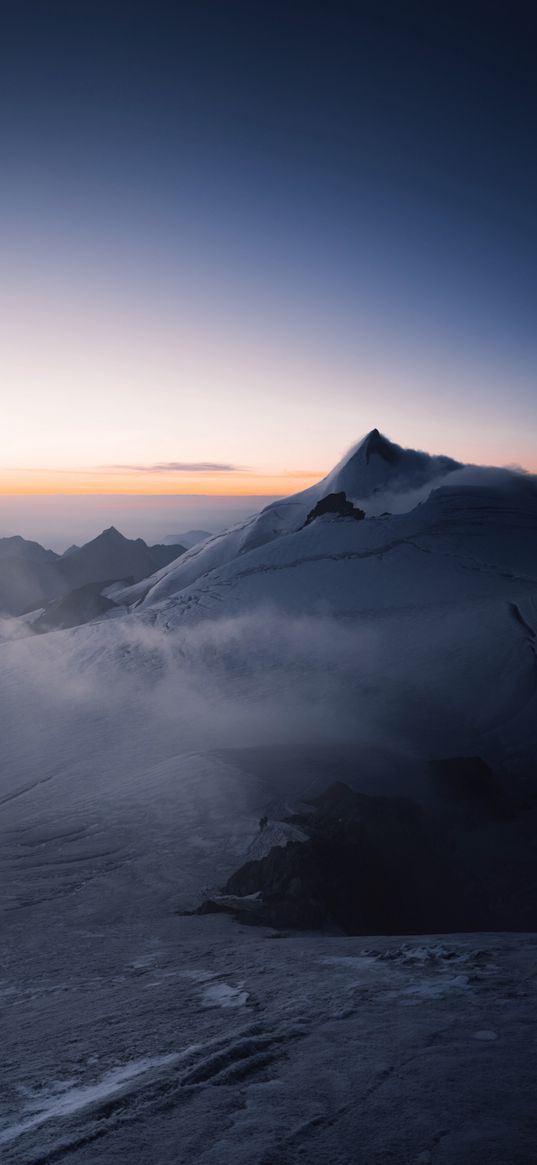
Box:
[430,756,528,820]
[195,782,462,934]
[194,772,537,935]
[303,492,365,527]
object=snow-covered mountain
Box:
[115,430,536,623]
[95,429,537,778]
[2,429,537,1164]
[115,429,458,607]
[4,431,537,779]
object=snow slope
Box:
[134,486,536,626]
[117,432,535,618]
[2,430,537,1163]
[1,430,536,814]
[115,430,462,607]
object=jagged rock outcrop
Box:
[195,782,458,933]
[195,771,537,934]
[303,492,365,527]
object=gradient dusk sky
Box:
[1,0,536,508]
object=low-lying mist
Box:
[1,596,533,837]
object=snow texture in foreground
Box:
[1,431,537,1163]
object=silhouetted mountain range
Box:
[0,527,186,616]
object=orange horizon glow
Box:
[2,447,537,497]
[4,271,537,502]
[0,468,322,497]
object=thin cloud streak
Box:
[107,462,247,474]
[3,464,321,479]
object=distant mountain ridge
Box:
[57,526,185,590]
[0,535,58,563]
[0,527,186,616]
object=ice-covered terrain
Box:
[2,430,537,1162]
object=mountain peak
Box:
[308,430,461,507]
[359,429,401,466]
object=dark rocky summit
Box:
[362,427,402,465]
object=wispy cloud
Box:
[106,462,247,474]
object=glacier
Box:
[1,430,537,1163]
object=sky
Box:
[1,0,536,535]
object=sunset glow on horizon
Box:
[1,1,536,510]
[0,466,322,498]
